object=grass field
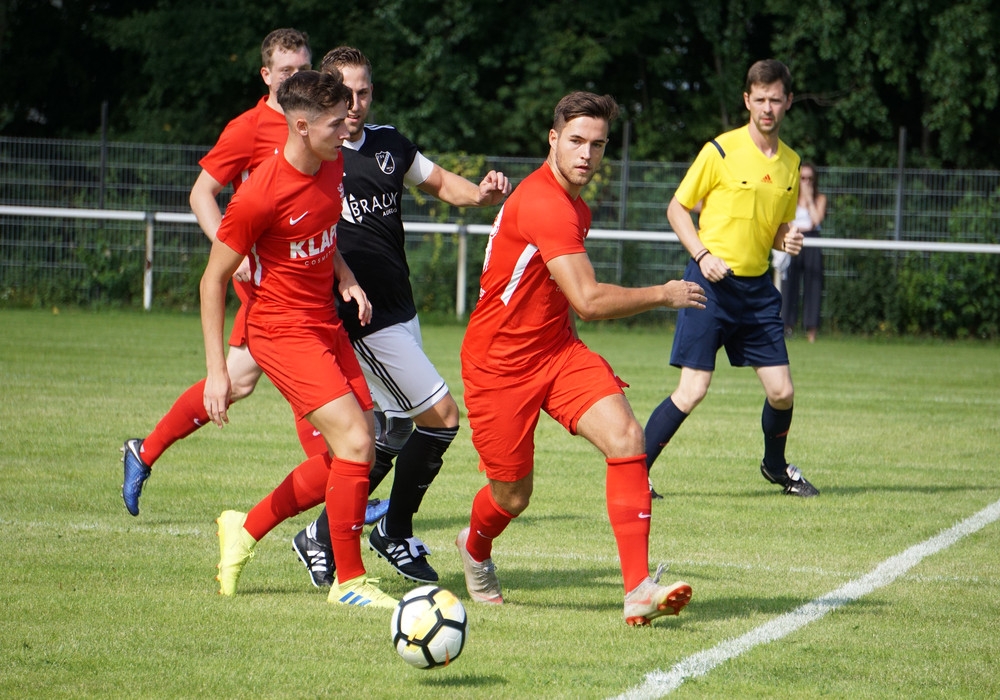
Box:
[2,308,999,699]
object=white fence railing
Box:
[2,205,999,314]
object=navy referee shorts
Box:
[670,259,788,371]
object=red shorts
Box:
[246,312,373,420]
[227,280,252,347]
[461,338,624,482]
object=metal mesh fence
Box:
[0,138,203,211]
[2,136,998,333]
[6,137,1000,234]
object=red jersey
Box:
[462,164,590,372]
[199,96,287,192]
[216,152,345,318]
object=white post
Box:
[143,212,154,311]
[456,225,467,319]
[894,126,906,242]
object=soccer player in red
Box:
[201,69,395,608]
[455,91,707,626]
[120,29,313,515]
[290,47,511,589]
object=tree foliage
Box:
[3,0,1000,166]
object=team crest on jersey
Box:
[376,151,395,174]
[341,195,360,224]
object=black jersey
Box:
[337,124,422,339]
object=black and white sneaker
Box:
[760,461,819,497]
[292,521,335,587]
[648,476,664,500]
[368,518,438,584]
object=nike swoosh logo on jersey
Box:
[289,211,309,225]
[638,512,652,519]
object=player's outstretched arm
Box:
[200,240,244,427]
[661,280,709,309]
[547,252,705,322]
[333,249,372,327]
[417,165,511,207]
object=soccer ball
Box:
[390,585,467,669]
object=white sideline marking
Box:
[3,519,209,538]
[613,497,1000,700]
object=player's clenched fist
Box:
[663,280,706,309]
[478,170,512,206]
[781,225,805,256]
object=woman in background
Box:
[782,162,827,342]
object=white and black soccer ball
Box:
[390,585,467,669]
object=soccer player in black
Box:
[292,47,510,586]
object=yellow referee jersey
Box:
[674,125,800,276]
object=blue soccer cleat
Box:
[121,438,151,516]
[365,497,390,525]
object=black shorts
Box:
[670,259,788,370]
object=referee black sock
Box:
[384,425,458,538]
[761,399,793,474]
[643,397,689,470]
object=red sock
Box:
[465,485,515,562]
[294,416,329,458]
[606,455,652,592]
[243,453,330,541]
[325,457,371,582]
[140,380,210,466]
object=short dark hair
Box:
[745,59,792,95]
[320,46,372,80]
[552,91,620,131]
[276,70,352,117]
[801,162,821,192]
[261,28,311,68]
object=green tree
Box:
[0,0,146,137]
[4,0,1000,167]
[770,0,1000,167]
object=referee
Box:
[645,58,819,498]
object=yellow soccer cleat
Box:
[216,510,256,596]
[328,574,398,609]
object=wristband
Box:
[694,249,710,264]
